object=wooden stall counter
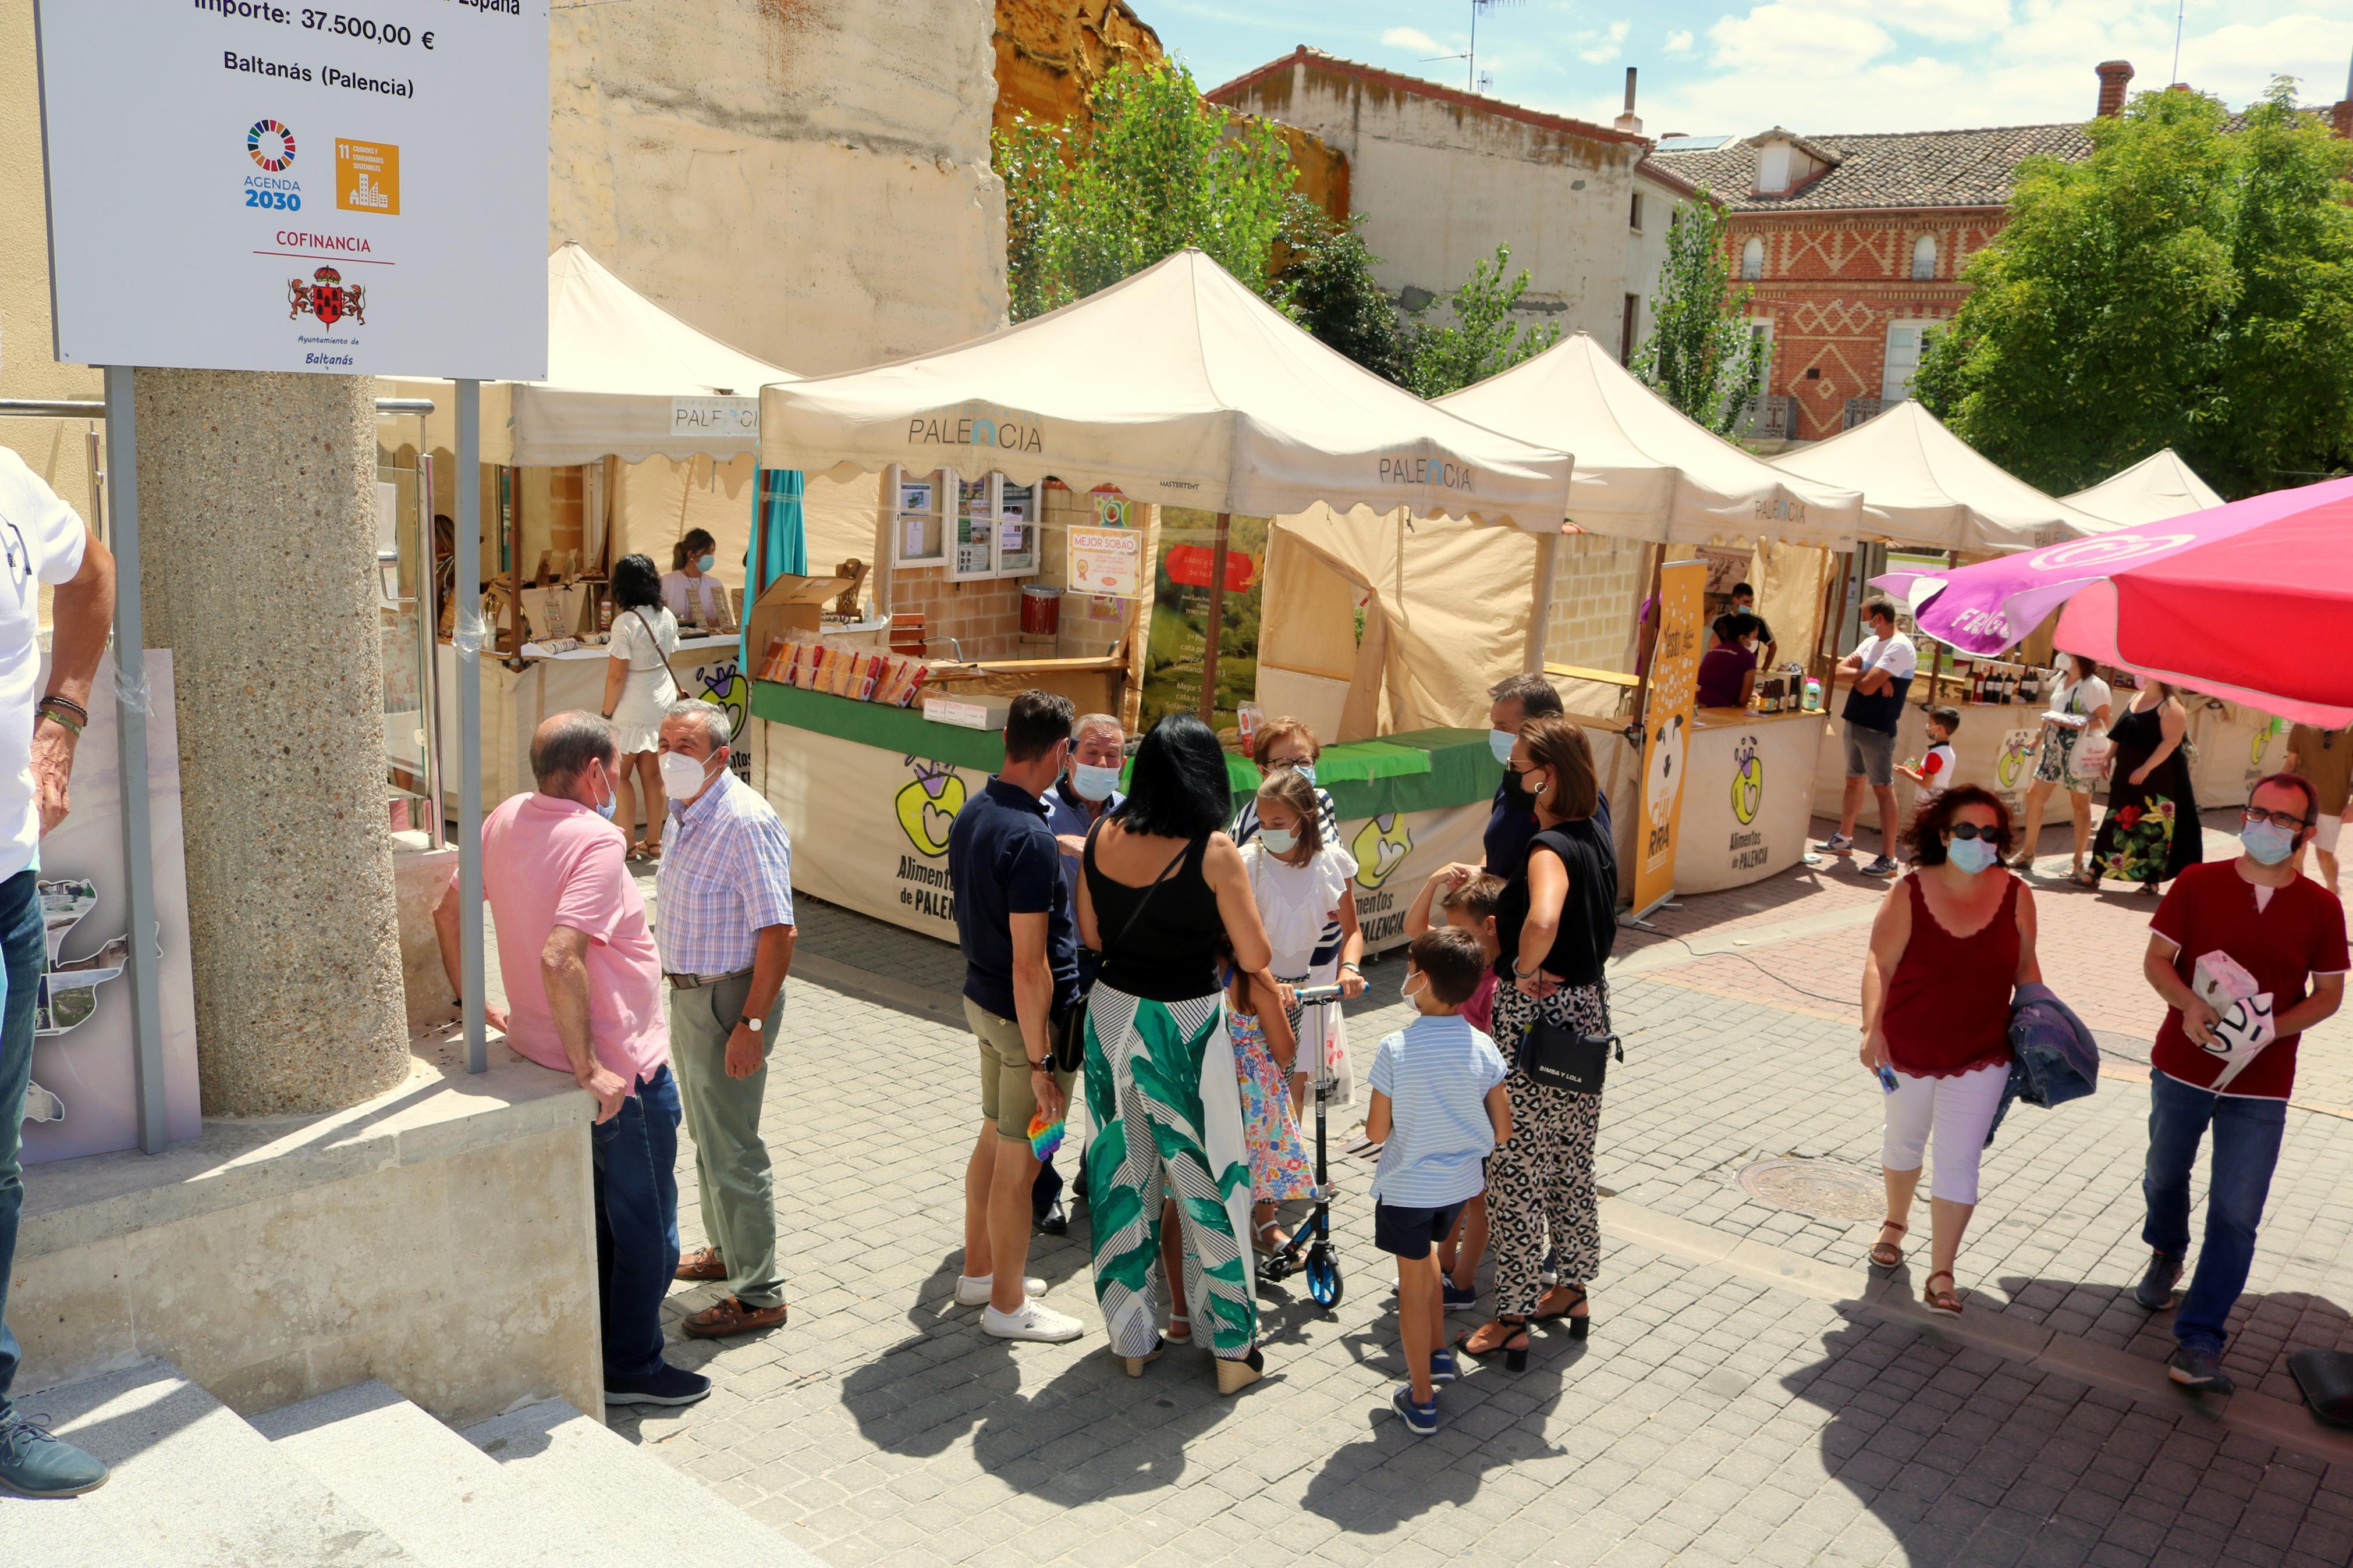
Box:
[1676,705,1832,895]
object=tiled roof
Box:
[1649,123,2094,212]
[1206,45,1651,148]
[1634,157,1706,200]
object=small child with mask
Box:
[1365,927,1513,1435]
[1240,769,1367,1117]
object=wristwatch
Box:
[1028,1055,1052,1072]
[733,1015,764,1034]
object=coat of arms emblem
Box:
[288,264,365,328]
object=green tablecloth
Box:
[752,683,1503,817]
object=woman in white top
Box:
[601,553,681,860]
[2013,653,2113,885]
[1240,769,1367,1128]
[660,529,730,629]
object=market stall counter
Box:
[751,691,1577,952]
[435,631,751,811]
[1677,705,1833,895]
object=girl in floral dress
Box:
[1222,955,1317,1252]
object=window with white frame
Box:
[1881,322,1939,402]
[1910,234,1936,281]
[1741,237,1764,281]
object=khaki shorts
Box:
[967,998,1074,1142]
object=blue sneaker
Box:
[1442,1281,1478,1310]
[1392,1386,1439,1435]
[1429,1349,1461,1385]
[602,1362,713,1407]
[0,1413,109,1497]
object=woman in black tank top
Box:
[1076,714,1280,1393]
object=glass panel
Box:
[953,474,996,579]
[1882,326,1922,402]
[998,481,1038,575]
[894,472,943,564]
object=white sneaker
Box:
[982,1299,1085,1342]
[955,1273,1046,1307]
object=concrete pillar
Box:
[134,369,410,1115]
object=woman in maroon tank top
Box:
[1860,785,2042,1317]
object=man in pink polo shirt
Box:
[435,711,708,1409]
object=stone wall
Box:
[550,0,1008,374]
[1212,50,1651,344]
[1546,534,1649,673]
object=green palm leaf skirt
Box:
[1082,982,1259,1360]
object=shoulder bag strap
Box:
[627,607,682,699]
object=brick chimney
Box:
[1615,67,1642,136]
[2336,51,2353,139]
[2095,60,2134,118]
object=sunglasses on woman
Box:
[1941,823,2002,841]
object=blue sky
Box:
[1147,1,2353,136]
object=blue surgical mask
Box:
[593,767,619,822]
[1948,837,1998,874]
[1293,763,1316,786]
[2242,821,2297,866]
[1259,826,1299,855]
[1070,761,1121,802]
[695,554,715,573]
[1489,730,1517,765]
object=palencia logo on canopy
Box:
[1378,450,1477,490]
[907,400,1045,454]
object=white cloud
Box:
[1822,0,2013,44]
[1381,26,1446,55]
[1708,5,1896,78]
[1665,29,1695,54]
[1578,22,1634,65]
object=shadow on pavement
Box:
[1990,1274,2352,1409]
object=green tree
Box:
[996,61,1297,321]
[1915,79,2353,497]
[1278,198,1406,383]
[1401,244,1561,397]
[1628,190,1765,434]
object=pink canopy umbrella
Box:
[1873,475,2353,726]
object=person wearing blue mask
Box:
[1481,674,1612,880]
[1859,785,2041,1321]
[2131,773,2347,1393]
[1037,712,1127,1233]
[662,528,730,628]
[1231,716,1339,850]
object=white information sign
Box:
[33,0,549,379]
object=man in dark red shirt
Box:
[2133,773,2348,1392]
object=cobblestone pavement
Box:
[594,823,2353,1567]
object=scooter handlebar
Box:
[1291,984,1345,1006]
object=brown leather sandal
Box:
[1922,1270,1963,1317]
[1868,1221,1907,1270]
[683,1295,787,1339]
[675,1245,726,1282]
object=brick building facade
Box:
[1650,70,2127,445]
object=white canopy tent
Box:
[1435,331,1863,547]
[756,248,1575,529]
[2063,448,2224,531]
[1769,400,2098,553]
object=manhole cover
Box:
[1736,1157,1884,1222]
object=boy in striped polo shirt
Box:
[1364,928,1513,1434]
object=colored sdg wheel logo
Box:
[1730,737,1765,826]
[248,119,297,172]
[895,758,967,857]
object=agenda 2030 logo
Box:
[244,118,304,211]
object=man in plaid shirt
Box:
[655,699,798,1339]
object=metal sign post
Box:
[457,379,488,1074]
[102,367,169,1154]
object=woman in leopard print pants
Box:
[1460,716,1617,1370]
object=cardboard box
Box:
[923,694,1013,730]
[744,572,858,670]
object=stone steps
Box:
[0,1361,827,1568]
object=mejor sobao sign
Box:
[34,0,549,379]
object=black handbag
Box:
[1055,827,1195,1073]
[1518,1016,1621,1095]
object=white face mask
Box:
[659,748,719,801]
[1069,760,1122,802]
[1259,826,1299,855]
[1401,969,1425,1002]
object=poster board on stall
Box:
[1632,560,1706,921]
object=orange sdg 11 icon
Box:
[336,139,400,215]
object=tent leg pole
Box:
[1199,511,1230,726]
[457,380,487,1075]
[1525,530,1560,675]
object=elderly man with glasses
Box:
[2131,773,2347,1392]
[655,699,797,1341]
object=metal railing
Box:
[1844,396,1889,429]
[1733,395,1793,440]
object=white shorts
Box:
[2315,813,2343,856]
[1880,1060,2008,1206]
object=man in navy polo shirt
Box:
[1034,711,1125,1234]
[947,690,1085,1342]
